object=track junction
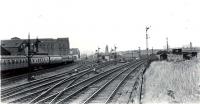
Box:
[1,57,154,104]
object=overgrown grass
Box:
[142,55,200,104]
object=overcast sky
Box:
[0,0,200,54]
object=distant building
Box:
[1,37,70,55]
[70,48,80,60]
[105,45,109,55]
[104,45,110,61]
[1,37,26,55]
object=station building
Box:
[1,37,70,56]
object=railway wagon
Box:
[172,48,198,60]
[0,55,74,72]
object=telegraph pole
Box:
[146,26,151,56]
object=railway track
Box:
[1,60,94,85]
[1,64,87,94]
[36,60,145,104]
[83,62,144,104]
[1,61,97,91]
[1,59,148,104]
[1,62,77,86]
[1,61,115,103]
[64,60,145,104]
[34,62,132,104]
[106,66,145,104]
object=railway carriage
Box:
[49,55,62,64]
[0,55,74,72]
[1,56,27,71]
[61,55,74,63]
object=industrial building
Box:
[1,37,70,55]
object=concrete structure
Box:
[1,37,70,55]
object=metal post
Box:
[138,47,141,58]
[146,29,148,56]
[114,46,117,63]
[166,37,169,52]
[132,50,133,60]
[96,50,98,62]
[27,34,32,80]
[98,48,99,63]
[146,26,150,56]
[96,48,100,63]
[35,37,40,52]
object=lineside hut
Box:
[160,53,168,60]
[157,50,169,60]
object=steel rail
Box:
[82,61,144,104]
[104,65,145,104]
[1,62,76,84]
[1,64,93,96]
[7,61,113,103]
[33,62,117,104]
[55,62,137,104]
[1,65,84,94]
[29,71,91,103]
[1,68,91,102]
[7,87,50,103]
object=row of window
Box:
[39,44,66,50]
[1,58,49,65]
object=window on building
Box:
[12,60,15,64]
[51,44,54,49]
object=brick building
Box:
[1,37,70,55]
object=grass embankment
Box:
[142,56,200,104]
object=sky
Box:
[0,0,200,54]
